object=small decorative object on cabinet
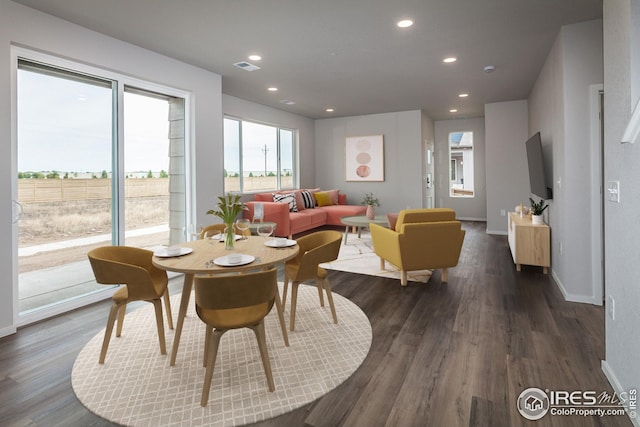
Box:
[529,198,548,225]
[508,212,550,274]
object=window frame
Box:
[11,46,193,326]
[448,130,475,198]
[223,115,297,194]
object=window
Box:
[223,117,296,193]
[449,131,474,197]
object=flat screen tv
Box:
[525,132,552,200]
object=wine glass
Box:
[257,223,274,242]
[187,224,202,241]
[235,218,251,240]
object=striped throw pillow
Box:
[300,190,315,209]
[272,193,298,212]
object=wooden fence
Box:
[18,178,169,203]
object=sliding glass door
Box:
[15,52,188,322]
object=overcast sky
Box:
[18,68,293,176]
[17,69,170,174]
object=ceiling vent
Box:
[233,61,260,71]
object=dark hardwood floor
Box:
[0,221,632,427]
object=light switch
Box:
[607,181,620,203]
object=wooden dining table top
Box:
[152,236,299,274]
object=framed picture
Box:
[345,134,384,181]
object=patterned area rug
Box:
[321,231,432,283]
[72,284,372,427]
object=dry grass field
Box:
[18,196,169,274]
[19,196,169,247]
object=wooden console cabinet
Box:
[507,212,550,274]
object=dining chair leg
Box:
[201,329,224,407]
[289,282,299,331]
[99,303,120,364]
[273,287,289,346]
[203,325,213,367]
[252,321,275,392]
[115,303,126,337]
[152,299,167,355]
[379,257,385,270]
[282,275,289,307]
[322,278,338,324]
[163,288,174,330]
[316,279,325,307]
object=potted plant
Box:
[206,193,247,249]
[529,198,548,225]
[361,192,380,220]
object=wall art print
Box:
[345,134,384,181]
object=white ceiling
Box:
[12,0,603,120]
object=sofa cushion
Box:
[315,191,334,206]
[273,193,298,212]
[300,190,315,209]
[318,204,367,226]
[254,192,273,202]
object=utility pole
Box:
[262,144,269,176]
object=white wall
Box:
[434,118,487,220]
[0,1,223,336]
[484,100,530,234]
[528,19,604,304]
[222,95,316,190]
[602,0,640,419]
[314,110,427,211]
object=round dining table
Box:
[153,236,299,366]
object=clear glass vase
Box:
[224,224,235,250]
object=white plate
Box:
[264,239,297,248]
[154,247,193,258]
[209,233,244,242]
[213,254,255,267]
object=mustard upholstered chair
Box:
[87,246,173,364]
[195,268,278,406]
[282,230,342,331]
[370,208,465,286]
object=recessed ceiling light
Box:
[397,19,413,28]
[459,93,469,98]
[450,109,458,113]
[326,108,334,112]
[280,100,296,105]
[248,54,262,61]
[267,87,278,92]
[443,57,457,63]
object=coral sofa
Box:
[245,189,366,238]
[370,208,465,286]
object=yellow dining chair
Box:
[282,230,342,331]
[195,268,278,406]
[87,246,173,364]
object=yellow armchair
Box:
[370,209,465,286]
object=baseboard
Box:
[457,217,487,222]
[551,270,600,305]
[602,360,640,427]
[486,229,507,236]
[0,325,17,338]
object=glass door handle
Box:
[12,200,23,224]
